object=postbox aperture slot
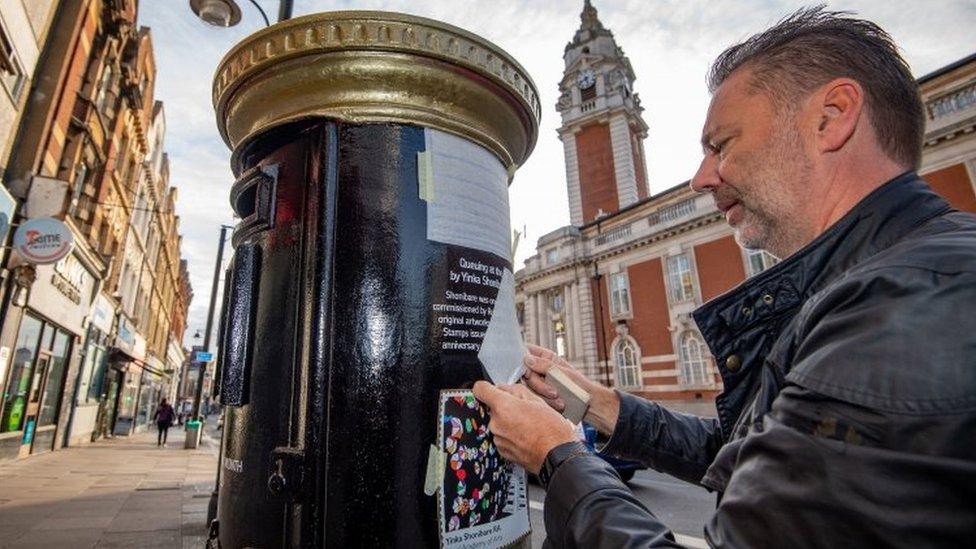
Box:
[221,244,261,407]
[230,164,278,245]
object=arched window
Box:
[614,338,640,388]
[679,331,710,385]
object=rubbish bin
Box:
[184,419,202,449]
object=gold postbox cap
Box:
[213,11,541,172]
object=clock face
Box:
[578,69,596,90]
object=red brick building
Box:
[515,3,976,416]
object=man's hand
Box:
[472,381,578,474]
[520,344,621,435]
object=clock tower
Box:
[557,1,649,225]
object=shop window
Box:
[614,338,641,388]
[82,345,108,403]
[609,271,631,316]
[679,331,710,386]
[746,249,779,277]
[0,316,43,432]
[38,331,71,426]
[666,253,696,302]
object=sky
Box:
[136,1,976,345]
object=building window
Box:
[0,22,26,101]
[95,64,114,113]
[666,253,695,302]
[545,248,559,266]
[614,338,640,388]
[70,161,90,216]
[679,331,710,386]
[553,320,567,357]
[548,289,564,313]
[746,249,779,277]
[608,271,631,316]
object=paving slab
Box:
[0,425,219,548]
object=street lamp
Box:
[189,0,241,27]
[189,0,293,27]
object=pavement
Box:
[0,423,713,548]
[0,423,219,549]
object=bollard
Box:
[211,11,540,548]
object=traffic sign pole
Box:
[192,225,232,422]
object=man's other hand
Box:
[521,344,621,435]
[472,381,578,474]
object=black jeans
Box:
[157,421,170,445]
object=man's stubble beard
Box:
[732,121,814,259]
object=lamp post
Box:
[589,261,613,387]
[191,225,233,421]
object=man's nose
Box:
[690,154,720,194]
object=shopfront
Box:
[0,246,96,460]
[135,365,163,432]
[66,292,116,444]
[0,313,74,457]
[110,314,147,436]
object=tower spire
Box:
[581,1,603,31]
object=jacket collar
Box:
[693,171,952,356]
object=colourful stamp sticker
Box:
[436,389,529,548]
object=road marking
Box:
[675,533,709,548]
[529,500,544,511]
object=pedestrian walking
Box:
[153,398,176,447]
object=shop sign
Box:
[0,185,16,245]
[13,217,74,265]
[133,332,147,362]
[116,316,136,355]
[90,294,115,334]
[52,254,92,305]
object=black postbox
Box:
[209,12,540,548]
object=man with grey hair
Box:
[474,7,976,547]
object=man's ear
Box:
[814,78,864,153]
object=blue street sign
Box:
[195,352,214,362]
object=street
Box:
[527,469,715,548]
